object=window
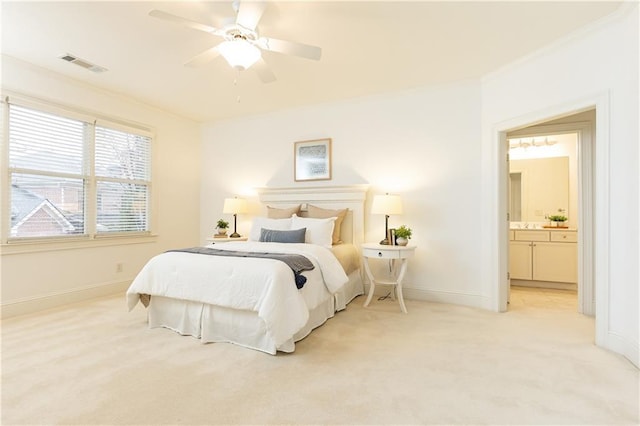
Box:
[95,126,151,233]
[5,99,152,241]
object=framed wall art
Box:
[294,138,332,182]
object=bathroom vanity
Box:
[509,228,577,289]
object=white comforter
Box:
[126,241,348,347]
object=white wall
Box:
[0,56,202,316]
[201,80,487,307]
[481,5,639,365]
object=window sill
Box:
[0,234,158,255]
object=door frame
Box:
[489,93,610,347]
[505,123,593,315]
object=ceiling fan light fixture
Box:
[218,39,261,70]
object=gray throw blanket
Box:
[166,247,315,289]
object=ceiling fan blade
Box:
[258,37,322,61]
[253,57,277,83]
[184,46,221,67]
[236,1,267,31]
[149,10,225,37]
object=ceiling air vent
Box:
[59,53,108,73]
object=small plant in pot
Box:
[395,225,412,246]
[547,210,568,227]
[216,219,229,236]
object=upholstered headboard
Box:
[257,185,369,247]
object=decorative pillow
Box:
[249,217,292,241]
[291,214,335,249]
[267,205,301,219]
[259,228,306,244]
[307,204,348,245]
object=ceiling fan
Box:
[149,1,322,83]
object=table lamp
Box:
[223,197,248,238]
[371,193,403,245]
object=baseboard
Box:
[599,330,640,369]
[403,286,488,309]
[1,280,131,319]
[364,282,488,309]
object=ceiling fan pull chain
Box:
[234,70,241,103]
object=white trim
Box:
[95,118,154,139]
[577,123,595,317]
[403,287,488,309]
[498,131,509,312]
[3,90,154,135]
[592,94,611,352]
[504,120,595,316]
[1,99,10,244]
[487,92,611,355]
[605,331,640,368]
[4,92,95,124]
[1,279,130,319]
[0,233,157,255]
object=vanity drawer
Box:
[362,247,402,259]
[514,230,550,242]
[550,231,577,242]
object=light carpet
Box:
[1,287,638,425]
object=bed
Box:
[126,185,368,354]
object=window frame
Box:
[1,93,157,252]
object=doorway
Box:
[502,110,595,316]
[507,130,579,310]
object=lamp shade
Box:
[218,39,261,70]
[223,197,248,214]
[371,194,403,215]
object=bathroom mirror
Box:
[509,157,569,222]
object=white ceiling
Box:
[1,1,623,122]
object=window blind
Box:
[8,105,87,238]
[9,105,86,174]
[95,126,151,233]
[6,100,152,240]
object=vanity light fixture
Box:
[509,137,557,150]
[223,197,248,238]
[371,193,403,245]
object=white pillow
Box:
[249,217,292,241]
[291,214,335,248]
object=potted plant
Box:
[547,213,568,227]
[216,219,229,236]
[395,225,412,246]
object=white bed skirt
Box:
[147,270,363,354]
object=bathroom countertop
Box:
[510,226,577,231]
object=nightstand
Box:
[206,236,249,244]
[361,243,416,313]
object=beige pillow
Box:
[267,204,301,219]
[307,204,348,245]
